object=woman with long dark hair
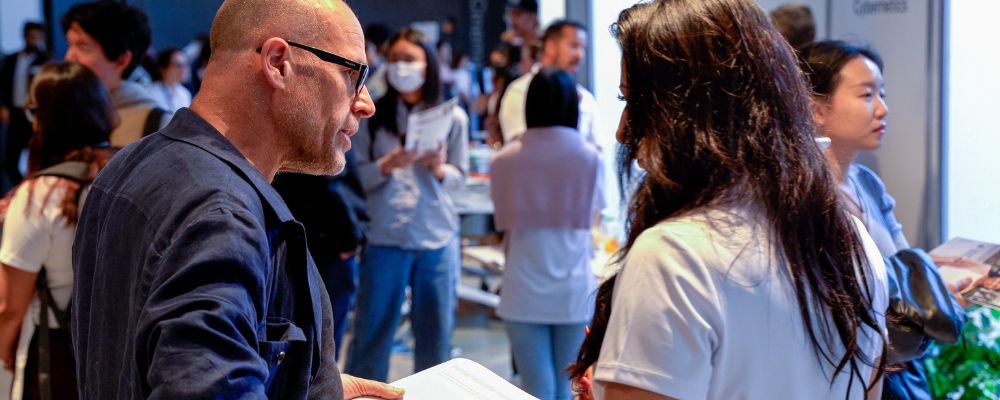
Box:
[799,40,967,400]
[568,1,889,399]
[346,28,469,381]
[0,62,116,400]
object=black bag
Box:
[884,248,967,364]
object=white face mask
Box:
[387,61,427,94]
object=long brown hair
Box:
[569,0,886,395]
[19,62,116,225]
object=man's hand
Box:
[379,147,418,176]
[417,142,447,181]
[341,374,404,399]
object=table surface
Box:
[449,177,494,215]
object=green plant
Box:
[924,306,1000,399]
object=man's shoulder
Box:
[114,82,162,112]
[507,73,533,94]
[95,134,265,219]
[500,73,533,108]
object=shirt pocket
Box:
[259,317,307,390]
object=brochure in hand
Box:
[356,358,538,400]
[404,98,458,156]
[931,237,1000,309]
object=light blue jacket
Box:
[354,99,469,250]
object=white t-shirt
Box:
[593,205,888,400]
[1,177,81,400]
[498,70,598,149]
[498,228,597,324]
[497,157,606,324]
[0,177,77,326]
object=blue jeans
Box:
[345,242,457,381]
[505,321,587,400]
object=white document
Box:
[405,98,458,155]
[356,358,538,400]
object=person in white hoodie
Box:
[62,1,172,147]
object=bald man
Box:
[71,1,402,398]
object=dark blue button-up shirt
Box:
[72,108,343,399]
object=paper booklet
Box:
[930,237,1000,309]
[356,358,538,400]
[404,98,458,155]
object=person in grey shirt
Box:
[345,27,469,382]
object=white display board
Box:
[944,0,1000,243]
[588,0,640,219]
[539,0,567,29]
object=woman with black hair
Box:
[568,1,890,399]
[490,68,603,400]
[346,28,469,382]
[0,62,116,400]
[799,40,968,400]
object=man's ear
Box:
[113,50,133,78]
[259,38,292,90]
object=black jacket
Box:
[272,150,368,265]
[0,49,49,108]
[73,109,343,399]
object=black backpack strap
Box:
[35,268,71,331]
[28,161,90,182]
[21,162,85,400]
[35,267,71,400]
[143,107,166,137]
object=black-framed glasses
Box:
[256,40,370,97]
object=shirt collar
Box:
[159,108,296,223]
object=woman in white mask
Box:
[345,28,470,382]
